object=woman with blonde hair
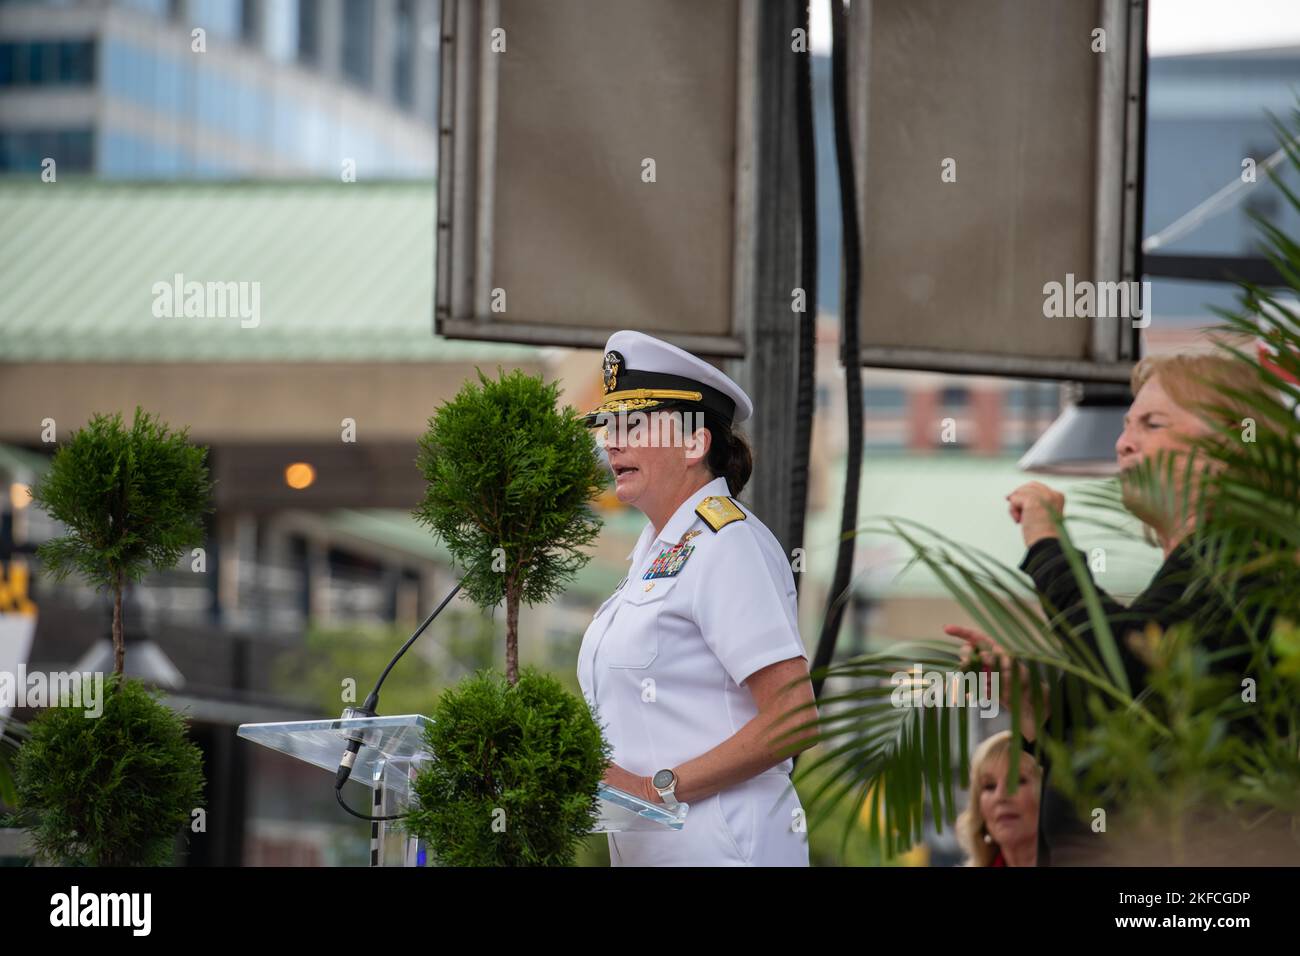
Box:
[956,730,1042,867]
[946,351,1281,864]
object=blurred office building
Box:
[0,0,632,866]
[0,0,440,177]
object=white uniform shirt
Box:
[577,475,810,866]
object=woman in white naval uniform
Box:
[577,330,818,867]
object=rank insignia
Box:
[643,531,700,579]
[695,495,746,532]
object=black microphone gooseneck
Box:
[333,580,463,822]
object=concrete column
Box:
[973,388,1003,455]
[371,0,396,102]
[908,389,939,451]
[307,538,331,624]
[395,572,420,629]
[217,512,258,629]
[413,0,438,124]
[317,0,343,78]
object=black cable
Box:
[333,579,463,822]
[791,0,818,601]
[365,578,463,711]
[789,0,821,776]
[336,785,403,822]
[812,0,864,700]
[1132,0,1150,363]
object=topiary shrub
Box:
[405,667,610,866]
[6,676,205,866]
[413,368,607,686]
[31,406,212,677]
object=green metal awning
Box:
[323,506,644,600]
[0,179,538,364]
[803,453,1161,600]
[0,442,49,482]
[325,508,453,563]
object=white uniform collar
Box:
[624,475,733,561]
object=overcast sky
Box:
[1149,0,1300,55]
[809,1,1300,57]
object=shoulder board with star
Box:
[695,494,746,533]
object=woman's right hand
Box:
[946,624,1045,742]
[1007,481,1065,549]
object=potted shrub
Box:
[6,407,209,865]
[409,369,611,864]
[8,676,205,866]
[405,667,609,866]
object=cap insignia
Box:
[602,350,624,394]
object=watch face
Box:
[653,769,674,789]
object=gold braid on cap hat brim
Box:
[585,388,703,418]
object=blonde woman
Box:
[947,352,1279,864]
[957,731,1042,867]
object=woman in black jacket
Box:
[948,352,1280,865]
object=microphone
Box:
[333,580,463,812]
[334,700,378,790]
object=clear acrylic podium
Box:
[237,714,689,866]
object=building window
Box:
[341,0,373,88]
[297,0,318,65]
[190,0,240,40]
[0,128,95,173]
[393,0,415,109]
[239,0,259,46]
[116,0,169,18]
[0,40,96,87]
[862,386,906,410]
[940,385,969,407]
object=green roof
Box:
[803,453,1164,600]
[326,504,647,600]
[0,179,539,364]
[325,509,453,562]
[0,442,49,482]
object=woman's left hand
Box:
[603,763,658,803]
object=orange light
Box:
[9,482,31,510]
[284,462,316,490]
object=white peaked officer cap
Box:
[581,330,754,428]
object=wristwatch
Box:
[651,769,680,810]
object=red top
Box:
[991,849,1006,867]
